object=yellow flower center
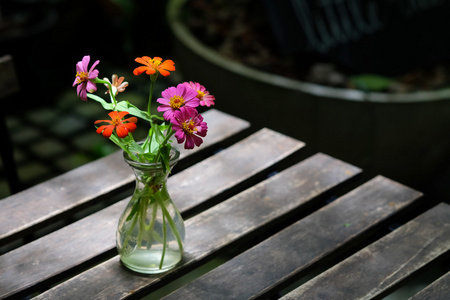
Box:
[76,71,88,83]
[197,90,205,99]
[151,59,161,67]
[111,116,121,126]
[170,95,184,109]
[182,120,195,135]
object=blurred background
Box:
[0,0,175,197]
[1,0,450,208]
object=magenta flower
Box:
[172,107,208,149]
[157,83,199,121]
[73,55,100,101]
[183,81,215,107]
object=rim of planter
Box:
[167,0,450,103]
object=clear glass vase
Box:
[116,146,185,274]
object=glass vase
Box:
[116,146,185,274]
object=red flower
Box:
[95,111,137,138]
[133,56,175,77]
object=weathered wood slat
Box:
[0,109,249,245]
[409,270,450,300]
[0,128,303,300]
[171,127,305,213]
[161,176,423,300]
[33,153,361,300]
[281,203,450,300]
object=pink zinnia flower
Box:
[73,55,100,101]
[172,107,208,149]
[183,81,215,107]
[157,83,199,121]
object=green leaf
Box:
[159,144,172,173]
[126,139,145,155]
[126,200,140,221]
[107,131,127,152]
[140,152,157,163]
[142,129,153,153]
[151,114,165,121]
[149,132,160,154]
[153,124,165,144]
[116,101,151,121]
[87,94,115,110]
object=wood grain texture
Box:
[161,176,423,300]
[281,203,450,300]
[409,270,450,300]
[170,127,305,213]
[0,109,249,244]
[0,128,302,299]
[33,153,360,300]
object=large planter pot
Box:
[166,0,450,192]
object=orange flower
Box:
[95,111,137,138]
[133,56,175,77]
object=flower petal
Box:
[77,84,87,101]
[116,111,130,119]
[86,81,97,93]
[124,116,137,123]
[88,69,99,79]
[96,125,109,134]
[89,60,100,73]
[175,131,186,143]
[94,119,112,124]
[102,126,114,138]
[108,111,120,119]
[123,122,137,132]
[115,125,129,138]
[192,135,204,147]
[133,66,150,75]
[184,136,195,149]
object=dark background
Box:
[1,0,450,202]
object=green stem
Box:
[94,78,117,106]
[148,76,155,117]
[122,210,139,253]
[109,132,138,161]
[137,195,148,248]
[159,195,184,254]
[159,204,167,269]
[146,198,158,249]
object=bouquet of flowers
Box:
[72,55,215,273]
[73,55,215,170]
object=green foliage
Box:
[116,100,152,121]
[87,93,114,110]
[349,74,395,92]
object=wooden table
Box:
[1,109,449,300]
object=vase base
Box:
[120,250,182,274]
